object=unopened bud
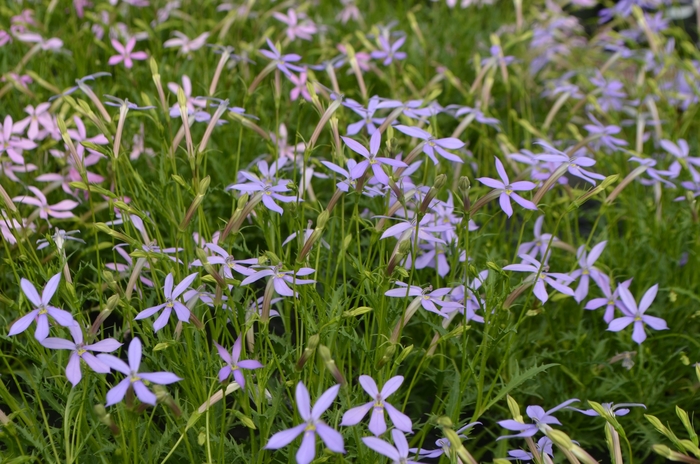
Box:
[95,404,120,435]
[264,251,281,265]
[419,174,447,213]
[296,334,320,370]
[195,248,225,286]
[154,385,182,417]
[376,344,396,369]
[318,345,346,385]
[547,429,574,450]
[458,176,471,211]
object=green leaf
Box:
[479,364,559,416]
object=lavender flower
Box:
[9,273,74,341]
[569,241,607,303]
[518,216,559,262]
[535,142,605,185]
[340,375,413,435]
[191,243,257,279]
[503,254,575,304]
[41,324,121,386]
[394,125,465,164]
[240,265,315,297]
[508,437,554,461]
[272,9,318,41]
[214,334,263,388]
[584,115,628,152]
[265,382,345,464]
[385,283,460,317]
[344,96,386,135]
[343,131,407,185]
[0,115,37,164]
[260,39,304,77]
[497,399,579,440]
[134,273,198,331]
[227,179,296,215]
[98,337,182,406]
[163,31,209,55]
[411,423,481,459]
[477,157,537,217]
[371,35,407,65]
[363,429,421,463]
[569,402,645,417]
[607,283,668,344]
[585,276,629,323]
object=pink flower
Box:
[108,38,148,68]
[12,186,79,221]
[289,72,311,101]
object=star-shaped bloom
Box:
[98,337,182,406]
[569,241,607,303]
[394,125,464,164]
[163,31,209,55]
[344,96,386,136]
[41,323,121,386]
[503,254,575,304]
[191,243,257,279]
[108,38,148,68]
[497,399,579,440]
[342,131,407,185]
[214,334,263,388]
[517,216,560,262]
[535,142,605,185]
[240,265,315,297]
[385,283,460,317]
[341,375,413,435]
[265,382,345,464]
[371,35,407,65]
[259,38,304,77]
[585,276,629,323]
[227,179,297,215]
[13,103,54,140]
[569,402,645,417]
[410,422,481,459]
[272,8,318,41]
[607,283,668,344]
[477,157,537,217]
[9,273,74,341]
[0,115,37,164]
[363,429,422,464]
[134,273,198,332]
[289,71,311,101]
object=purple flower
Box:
[589,73,627,112]
[518,216,559,262]
[569,402,645,417]
[371,35,407,65]
[660,139,700,175]
[108,38,148,69]
[191,243,257,279]
[321,159,359,192]
[477,157,537,217]
[240,265,315,297]
[584,115,628,152]
[585,276,630,323]
[98,337,182,406]
[260,38,304,77]
[503,254,575,304]
[508,437,554,461]
[535,142,605,185]
[497,399,579,440]
[13,103,53,141]
[569,241,607,303]
[163,31,209,55]
[134,273,198,332]
[381,214,451,245]
[340,375,413,435]
[363,429,421,463]
[265,382,345,464]
[342,131,407,185]
[41,323,121,386]
[394,125,464,164]
[385,283,460,317]
[9,273,74,341]
[607,283,668,344]
[227,179,296,215]
[214,334,263,388]
[344,96,386,135]
[447,270,489,323]
[410,422,480,459]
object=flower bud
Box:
[458,176,471,211]
[318,345,346,385]
[295,334,320,370]
[95,404,120,435]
